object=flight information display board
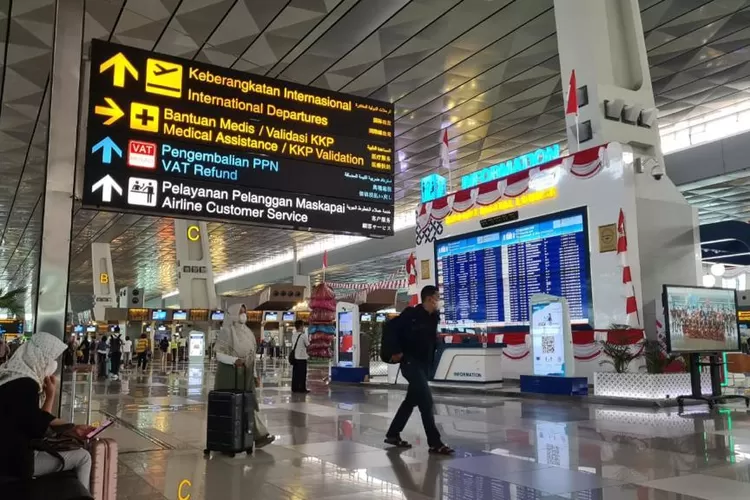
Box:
[435,209,592,327]
[81,40,394,237]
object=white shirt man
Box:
[291,321,310,393]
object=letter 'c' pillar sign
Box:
[174,219,217,309]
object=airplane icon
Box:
[145,58,182,98]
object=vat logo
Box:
[128,140,157,169]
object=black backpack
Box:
[110,335,122,353]
[380,308,411,364]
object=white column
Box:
[91,243,117,321]
[554,0,661,156]
[174,220,217,309]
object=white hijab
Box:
[218,304,256,361]
[0,332,66,390]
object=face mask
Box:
[238,313,247,323]
[45,360,58,377]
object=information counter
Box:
[431,335,506,383]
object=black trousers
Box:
[137,352,148,370]
[97,353,107,378]
[291,360,308,392]
[110,352,121,375]
[386,360,442,448]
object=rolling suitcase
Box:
[204,368,254,457]
[88,438,118,500]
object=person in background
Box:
[0,332,94,487]
[0,338,9,365]
[215,304,275,449]
[291,320,310,393]
[80,335,90,367]
[170,335,178,366]
[135,333,150,371]
[63,335,77,368]
[179,334,187,362]
[384,285,454,455]
[109,329,123,381]
[159,336,169,370]
[96,334,109,379]
[122,336,133,369]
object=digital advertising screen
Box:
[360,313,372,322]
[152,309,168,321]
[81,40,394,238]
[375,313,387,323]
[73,325,84,333]
[664,285,740,353]
[210,310,224,321]
[263,311,278,322]
[337,311,354,367]
[86,326,97,333]
[0,320,22,335]
[435,208,591,328]
[531,301,565,376]
[172,309,188,321]
[282,311,296,322]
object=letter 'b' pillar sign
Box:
[174,220,217,309]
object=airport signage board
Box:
[82,40,395,237]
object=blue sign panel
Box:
[420,173,447,203]
[460,144,561,190]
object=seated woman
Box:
[0,332,94,488]
[215,304,275,449]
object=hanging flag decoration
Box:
[440,129,452,190]
[617,209,640,327]
[406,252,419,307]
[566,69,578,116]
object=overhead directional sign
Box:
[82,40,394,237]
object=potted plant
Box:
[595,338,709,399]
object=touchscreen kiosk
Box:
[335,302,359,368]
[529,294,573,377]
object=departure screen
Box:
[435,209,591,327]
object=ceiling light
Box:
[710,263,726,277]
[702,274,716,287]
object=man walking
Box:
[96,334,109,379]
[291,320,310,393]
[109,328,123,380]
[384,285,453,455]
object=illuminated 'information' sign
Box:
[81,40,394,237]
[460,145,561,190]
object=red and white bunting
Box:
[417,144,606,231]
[326,278,408,291]
[617,209,640,327]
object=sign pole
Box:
[35,0,84,412]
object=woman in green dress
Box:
[214,303,275,448]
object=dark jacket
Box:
[397,304,439,367]
[0,378,55,478]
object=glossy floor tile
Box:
[57,358,750,499]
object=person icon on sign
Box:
[145,183,154,204]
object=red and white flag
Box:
[617,209,640,327]
[566,70,580,151]
[566,70,578,116]
[440,129,452,189]
[406,252,419,307]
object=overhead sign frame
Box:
[82,40,395,238]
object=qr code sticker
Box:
[546,443,560,466]
[542,336,555,354]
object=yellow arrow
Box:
[99,52,138,88]
[94,97,124,125]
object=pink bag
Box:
[89,438,118,500]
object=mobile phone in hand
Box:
[86,419,113,439]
